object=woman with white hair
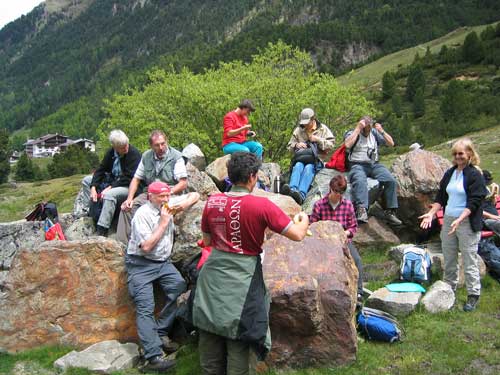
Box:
[79,129,142,236]
[420,138,487,311]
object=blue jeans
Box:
[223,141,263,159]
[289,162,315,199]
[125,255,187,359]
[348,162,398,209]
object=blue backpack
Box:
[400,247,432,283]
[357,307,402,343]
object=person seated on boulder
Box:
[125,181,187,372]
[78,130,141,236]
[193,152,309,374]
[281,108,335,205]
[309,175,364,304]
[344,116,402,225]
[117,129,200,244]
[221,99,263,159]
[482,169,500,236]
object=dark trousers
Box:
[348,241,364,295]
[125,255,186,359]
[199,330,255,375]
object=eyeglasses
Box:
[453,152,465,156]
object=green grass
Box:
[337,22,499,88]
[0,174,84,222]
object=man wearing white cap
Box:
[282,108,335,204]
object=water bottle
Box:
[274,175,281,194]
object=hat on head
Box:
[299,108,315,125]
[483,170,493,185]
[238,99,255,112]
[148,181,171,194]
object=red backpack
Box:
[325,144,347,172]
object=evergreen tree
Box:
[382,71,396,100]
[406,64,425,101]
[481,25,496,41]
[391,95,403,118]
[462,31,485,64]
[15,153,37,181]
[440,80,470,123]
[47,145,99,178]
[0,129,11,184]
[412,88,426,118]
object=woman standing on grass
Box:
[419,138,487,312]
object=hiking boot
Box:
[463,294,480,312]
[160,336,180,354]
[96,225,108,236]
[356,206,369,223]
[143,355,176,373]
[290,190,304,205]
[280,184,291,196]
[384,209,402,226]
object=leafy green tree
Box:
[47,145,99,178]
[412,88,426,118]
[15,153,38,181]
[101,42,373,165]
[480,25,496,41]
[462,32,485,64]
[382,71,396,100]
[0,129,11,184]
[406,64,425,101]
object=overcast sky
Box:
[0,1,45,30]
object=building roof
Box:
[23,133,69,146]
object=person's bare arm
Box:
[345,122,363,148]
[171,178,188,195]
[283,213,309,241]
[227,124,252,137]
[121,177,141,211]
[170,192,200,213]
[374,123,394,147]
[140,206,172,252]
[483,211,500,220]
[419,202,442,229]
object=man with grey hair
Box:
[77,130,142,236]
[116,129,200,244]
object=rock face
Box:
[172,200,204,263]
[262,221,358,369]
[54,340,140,374]
[0,239,137,353]
[260,163,281,192]
[421,281,455,313]
[205,154,230,190]
[182,143,207,171]
[252,189,301,219]
[353,217,401,249]
[391,150,451,228]
[186,162,220,200]
[366,287,422,317]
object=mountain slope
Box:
[1,0,500,140]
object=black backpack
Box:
[25,202,59,223]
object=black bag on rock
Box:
[292,141,319,166]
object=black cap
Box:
[238,99,255,112]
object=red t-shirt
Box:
[201,193,292,256]
[222,111,248,147]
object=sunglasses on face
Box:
[453,152,465,156]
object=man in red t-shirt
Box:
[194,152,309,374]
[222,99,264,159]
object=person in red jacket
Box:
[222,99,263,159]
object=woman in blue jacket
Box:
[419,138,487,312]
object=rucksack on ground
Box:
[400,246,432,283]
[478,238,500,282]
[357,307,402,343]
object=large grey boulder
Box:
[391,150,451,229]
[353,217,400,249]
[54,340,139,374]
[302,168,381,214]
[186,162,220,200]
[366,287,422,316]
[421,281,455,313]
[172,200,204,263]
[261,163,281,192]
[205,154,230,190]
[64,216,96,240]
[0,214,80,271]
[182,143,206,171]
